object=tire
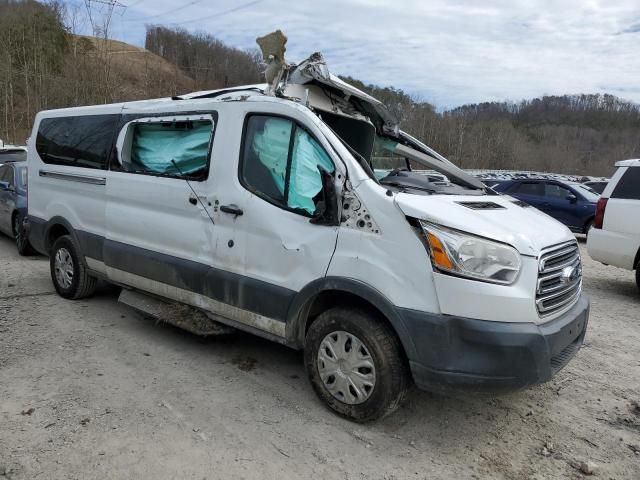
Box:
[304,307,410,422]
[13,213,34,256]
[584,219,593,237]
[636,262,640,293]
[50,235,97,299]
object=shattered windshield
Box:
[369,135,484,190]
[371,136,412,177]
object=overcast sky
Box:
[77,0,640,107]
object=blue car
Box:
[0,152,34,254]
[493,178,599,234]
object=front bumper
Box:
[398,293,589,393]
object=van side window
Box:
[124,120,213,178]
[36,115,119,169]
[611,168,640,200]
[240,115,335,215]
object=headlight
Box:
[419,221,521,285]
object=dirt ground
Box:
[0,234,639,480]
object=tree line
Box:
[1,0,638,177]
[344,77,640,176]
[144,26,262,90]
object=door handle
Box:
[220,204,243,216]
[189,196,198,205]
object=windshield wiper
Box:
[380,180,435,194]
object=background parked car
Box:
[583,180,608,194]
[0,142,27,165]
[0,154,33,255]
[493,178,599,234]
[587,159,640,291]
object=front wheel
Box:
[304,307,410,422]
[636,262,640,293]
[13,213,34,256]
[50,235,97,299]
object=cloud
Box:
[618,22,640,34]
[92,0,640,107]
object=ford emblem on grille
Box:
[560,262,581,285]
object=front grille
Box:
[536,241,582,317]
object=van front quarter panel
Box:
[327,178,441,314]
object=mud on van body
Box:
[27,55,589,421]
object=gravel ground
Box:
[0,234,639,479]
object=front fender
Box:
[286,276,417,360]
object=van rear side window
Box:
[128,120,212,177]
[611,167,640,200]
[36,115,119,169]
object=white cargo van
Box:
[27,54,589,421]
[587,159,640,291]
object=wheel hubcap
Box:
[317,331,376,405]
[54,248,74,289]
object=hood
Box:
[395,193,575,256]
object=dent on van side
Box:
[26,37,589,422]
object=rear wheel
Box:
[50,235,97,299]
[304,307,410,422]
[13,213,34,256]
[636,261,640,293]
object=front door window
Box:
[240,115,335,216]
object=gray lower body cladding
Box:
[400,294,590,393]
[28,216,294,324]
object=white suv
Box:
[587,159,640,291]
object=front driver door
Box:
[209,109,340,336]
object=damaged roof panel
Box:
[286,52,399,132]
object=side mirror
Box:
[566,194,577,203]
[0,181,9,191]
[310,169,340,226]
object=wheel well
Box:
[46,224,70,252]
[584,216,594,233]
[300,290,409,362]
[304,291,378,334]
